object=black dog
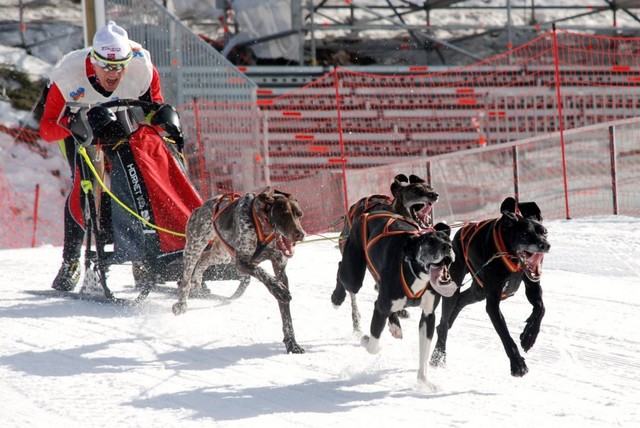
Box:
[339,173,438,251]
[337,173,439,332]
[332,212,456,384]
[430,197,550,377]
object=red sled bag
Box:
[106,124,203,263]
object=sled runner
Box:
[63,99,250,303]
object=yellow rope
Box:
[77,145,186,238]
[77,147,343,246]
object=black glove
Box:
[87,105,129,145]
[65,110,92,145]
[150,104,184,152]
[141,101,165,116]
[87,105,117,131]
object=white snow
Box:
[1,217,639,427]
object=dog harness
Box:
[210,191,286,264]
[346,195,392,227]
[339,195,393,246]
[459,218,521,297]
[361,212,434,299]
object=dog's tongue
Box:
[417,203,432,223]
[527,252,545,276]
[276,236,295,258]
[429,265,457,297]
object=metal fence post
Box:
[608,125,619,215]
[193,98,208,199]
[333,68,349,212]
[512,146,519,202]
[551,24,571,219]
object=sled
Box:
[64,99,250,303]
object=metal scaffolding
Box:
[200,0,640,65]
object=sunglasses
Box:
[91,50,131,72]
[96,61,127,72]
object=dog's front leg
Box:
[273,262,304,354]
[520,278,545,352]
[432,283,483,367]
[236,257,291,303]
[417,293,437,386]
[485,293,528,377]
[277,300,304,354]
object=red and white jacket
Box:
[39,43,164,143]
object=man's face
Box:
[93,62,127,92]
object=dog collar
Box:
[248,196,279,263]
[210,192,274,264]
[400,258,429,299]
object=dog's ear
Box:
[409,174,425,184]
[500,197,518,215]
[273,188,295,201]
[390,174,409,196]
[433,222,451,236]
[258,187,276,203]
[501,210,519,223]
[517,201,543,221]
[394,174,409,184]
[404,233,421,256]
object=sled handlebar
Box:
[63,100,163,147]
[65,99,157,113]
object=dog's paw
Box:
[172,301,188,315]
[360,335,380,354]
[388,322,403,339]
[276,288,292,303]
[520,317,541,351]
[269,284,292,303]
[285,341,306,354]
[416,376,439,392]
[520,330,538,352]
[510,356,529,377]
[330,287,346,307]
[430,348,446,367]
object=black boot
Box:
[52,259,80,291]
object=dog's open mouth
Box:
[518,251,545,282]
[429,257,457,297]
[411,203,433,226]
[276,235,296,258]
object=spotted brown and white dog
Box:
[430,197,550,377]
[336,173,439,332]
[172,187,306,354]
[332,212,456,384]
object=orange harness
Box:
[340,195,393,246]
[459,218,521,297]
[361,212,433,299]
[346,195,392,228]
[211,192,279,264]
